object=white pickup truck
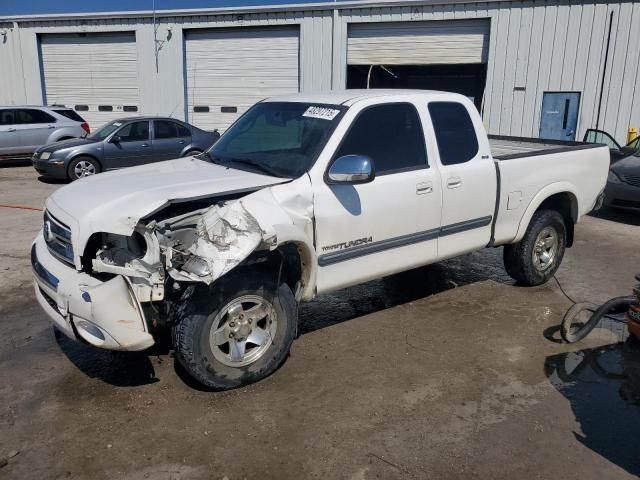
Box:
[32,90,609,389]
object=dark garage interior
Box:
[347,63,487,111]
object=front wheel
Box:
[68,156,100,181]
[503,209,567,286]
[173,272,297,390]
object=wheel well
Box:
[536,192,577,247]
[183,149,202,157]
[235,244,304,295]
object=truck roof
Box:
[265,89,460,107]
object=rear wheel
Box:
[173,272,297,390]
[68,156,100,181]
[503,210,567,286]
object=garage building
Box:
[1,0,639,144]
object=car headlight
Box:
[41,152,51,160]
[608,170,622,183]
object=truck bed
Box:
[489,135,601,160]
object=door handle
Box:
[416,182,433,195]
[48,125,55,129]
[447,177,462,189]
[7,128,16,132]
[178,140,186,144]
[141,143,150,148]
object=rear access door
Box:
[427,100,496,258]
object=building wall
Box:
[1,0,639,143]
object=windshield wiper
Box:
[218,157,286,178]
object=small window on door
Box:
[116,121,150,142]
[428,102,479,166]
[334,103,427,175]
[15,109,56,124]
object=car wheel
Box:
[68,156,100,181]
[503,209,567,286]
[173,272,297,390]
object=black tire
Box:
[503,209,567,286]
[173,272,297,390]
[68,156,101,181]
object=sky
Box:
[0,0,337,17]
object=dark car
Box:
[583,129,640,211]
[32,117,220,181]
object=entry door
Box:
[103,120,153,168]
[539,92,580,141]
[313,103,442,293]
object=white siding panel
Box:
[184,26,299,131]
[347,19,490,65]
[39,32,139,128]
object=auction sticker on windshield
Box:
[302,106,340,121]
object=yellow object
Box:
[628,127,639,144]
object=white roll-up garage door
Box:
[39,32,139,129]
[185,26,299,132]
[348,19,490,65]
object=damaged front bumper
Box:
[32,233,154,351]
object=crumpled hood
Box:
[46,157,287,254]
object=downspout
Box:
[595,11,614,131]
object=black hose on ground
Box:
[561,295,638,344]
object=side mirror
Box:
[327,155,375,185]
[110,135,121,144]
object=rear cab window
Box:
[53,109,85,122]
[334,103,428,175]
[428,102,479,166]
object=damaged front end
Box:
[89,198,277,312]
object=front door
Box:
[103,120,153,169]
[539,92,580,141]
[312,102,443,293]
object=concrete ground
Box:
[1,164,639,479]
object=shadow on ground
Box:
[0,159,31,168]
[590,206,640,226]
[545,329,640,476]
[299,247,510,334]
[56,331,160,387]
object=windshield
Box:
[206,102,345,178]
[87,121,124,141]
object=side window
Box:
[428,102,479,166]
[334,103,427,175]
[15,109,56,124]
[0,110,15,126]
[176,123,191,138]
[117,121,150,142]
[154,120,178,139]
